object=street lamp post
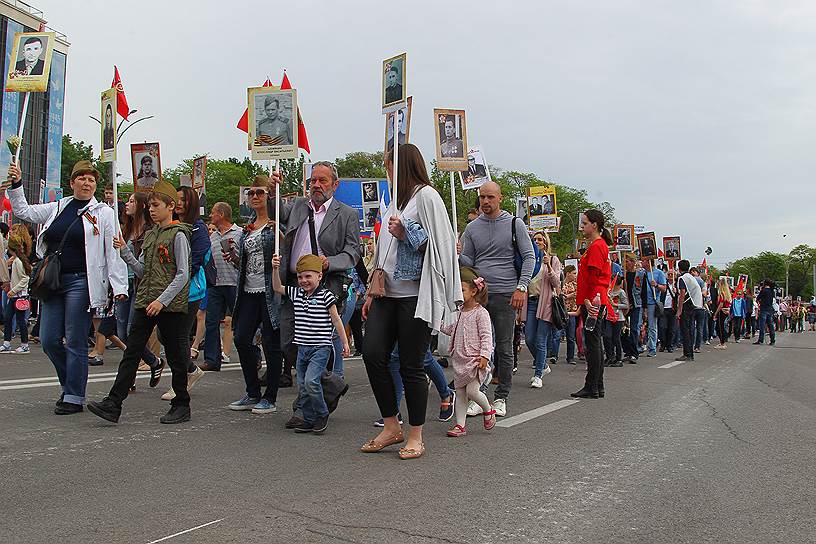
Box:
[782,234,789,298]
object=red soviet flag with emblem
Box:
[237,78,273,132]
[111,66,130,121]
[280,71,311,154]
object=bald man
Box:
[459,181,535,417]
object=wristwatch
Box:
[516,284,527,293]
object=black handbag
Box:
[651,280,665,318]
[551,293,568,329]
[29,209,84,301]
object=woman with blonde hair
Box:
[525,231,561,388]
[714,277,732,349]
[1,225,33,353]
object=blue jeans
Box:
[758,310,776,344]
[646,304,658,354]
[524,303,553,378]
[630,306,643,354]
[549,327,562,359]
[114,278,134,341]
[388,346,452,410]
[296,345,331,423]
[40,274,92,405]
[204,285,236,367]
[331,330,345,378]
[565,315,577,361]
[694,308,706,348]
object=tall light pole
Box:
[782,234,789,297]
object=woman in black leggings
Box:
[714,277,732,349]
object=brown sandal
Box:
[398,443,425,460]
[360,432,404,453]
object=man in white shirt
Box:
[676,260,703,362]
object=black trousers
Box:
[349,307,364,352]
[680,309,695,358]
[109,309,191,407]
[604,321,624,362]
[716,312,728,345]
[233,292,282,402]
[659,309,675,351]
[362,296,430,426]
[582,307,605,393]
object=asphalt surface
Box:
[1,331,815,543]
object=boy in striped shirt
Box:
[272,253,349,434]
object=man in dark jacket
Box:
[754,279,776,345]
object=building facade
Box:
[0,0,68,208]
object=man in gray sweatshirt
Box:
[459,182,535,416]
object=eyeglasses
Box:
[246,189,267,197]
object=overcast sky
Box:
[35,0,815,266]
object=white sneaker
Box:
[221,352,231,363]
[466,400,483,416]
[530,376,543,388]
[187,366,205,391]
[494,398,507,417]
[0,344,12,353]
[542,366,552,376]
[14,345,30,354]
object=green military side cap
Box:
[151,179,178,203]
[70,160,100,181]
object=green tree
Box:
[335,151,386,179]
[60,134,112,198]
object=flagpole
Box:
[13,93,30,164]
[449,171,458,236]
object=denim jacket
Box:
[233,224,281,328]
[394,216,428,281]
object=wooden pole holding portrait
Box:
[247,84,297,256]
[449,171,457,236]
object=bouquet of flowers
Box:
[6,135,21,162]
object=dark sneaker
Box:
[56,393,64,407]
[674,356,692,362]
[279,372,293,388]
[570,388,599,399]
[149,358,165,388]
[294,420,314,433]
[609,361,624,367]
[87,397,121,423]
[312,416,329,434]
[438,391,455,422]
[160,405,191,424]
[88,356,104,366]
[54,401,83,415]
[285,415,304,429]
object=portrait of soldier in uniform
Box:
[136,155,159,190]
[638,233,657,258]
[664,237,681,259]
[385,97,412,153]
[440,117,463,158]
[255,95,292,146]
[382,54,406,107]
[102,104,115,151]
[15,36,45,76]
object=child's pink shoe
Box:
[483,409,497,430]
[446,424,467,437]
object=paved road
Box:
[1,332,815,543]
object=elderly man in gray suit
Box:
[270,161,361,408]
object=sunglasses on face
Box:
[246,189,267,197]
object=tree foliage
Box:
[727,245,815,298]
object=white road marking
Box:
[0,363,246,391]
[658,360,688,369]
[496,399,580,428]
[146,519,223,544]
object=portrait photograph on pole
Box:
[614,224,635,251]
[100,88,117,163]
[248,87,298,160]
[458,145,490,190]
[527,185,557,231]
[381,52,407,113]
[4,32,56,92]
[637,231,658,259]
[131,142,162,192]
[433,108,468,171]
[384,96,411,154]
[663,236,681,259]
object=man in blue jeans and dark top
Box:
[272,253,349,434]
[633,258,667,357]
[754,279,776,346]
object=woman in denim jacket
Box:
[360,144,461,460]
[225,176,283,414]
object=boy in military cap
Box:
[272,253,349,434]
[88,180,194,424]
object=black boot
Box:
[160,405,191,424]
[570,388,599,399]
[87,397,122,423]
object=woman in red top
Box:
[571,209,613,399]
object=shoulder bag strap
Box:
[53,209,85,255]
[307,207,319,255]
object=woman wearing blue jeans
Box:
[524,232,561,389]
[6,161,128,415]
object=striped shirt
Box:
[210,224,242,287]
[286,286,337,346]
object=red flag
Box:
[37,22,46,31]
[658,247,665,258]
[237,78,272,132]
[280,71,311,154]
[111,66,130,121]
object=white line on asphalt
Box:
[0,364,246,391]
[146,519,223,544]
[658,360,688,369]
[496,399,580,428]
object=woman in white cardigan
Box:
[5,161,127,415]
[360,144,462,460]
